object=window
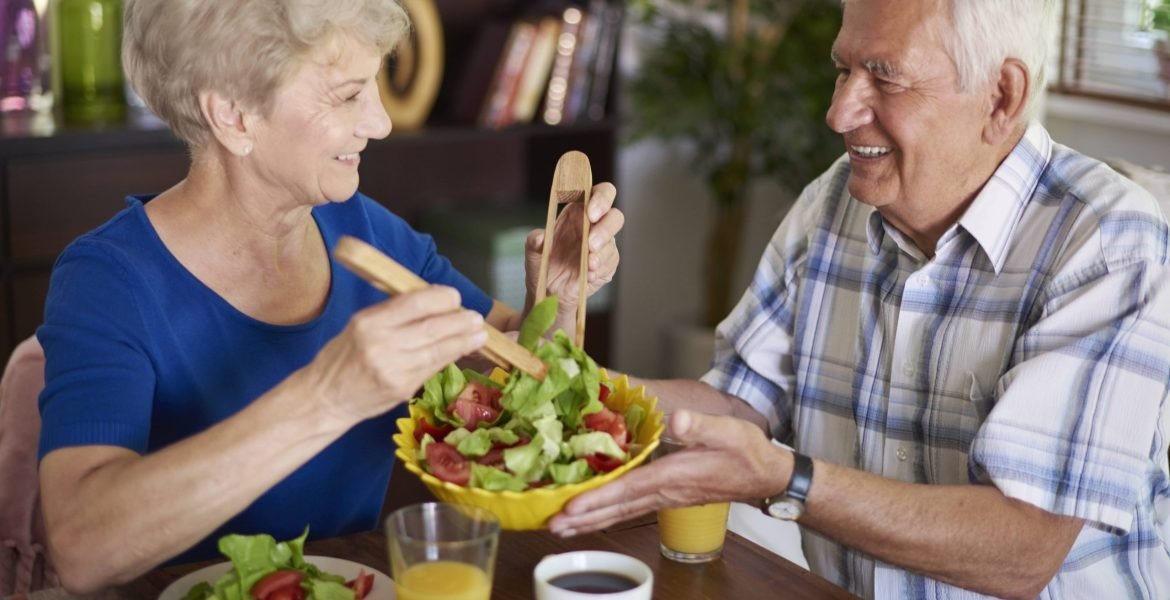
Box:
[1051,0,1170,110]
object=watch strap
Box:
[786,451,814,503]
[761,451,814,519]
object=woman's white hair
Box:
[123,0,411,148]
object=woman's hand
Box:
[548,410,792,536]
[524,182,623,315]
[306,286,488,423]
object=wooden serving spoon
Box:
[334,235,548,381]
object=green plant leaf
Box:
[626,0,843,326]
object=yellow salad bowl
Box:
[392,369,665,530]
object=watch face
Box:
[767,499,804,521]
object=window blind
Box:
[1051,0,1170,110]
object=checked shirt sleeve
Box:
[700,177,833,444]
[970,229,1170,535]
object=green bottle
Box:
[52,0,124,125]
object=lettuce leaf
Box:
[549,459,595,484]
[452,427,520,458]
[568,431,627,460]
[470,463,529,491]
[518,295,558,350]
[440,364,466,406]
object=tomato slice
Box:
[251,570,304,600]
[582,407,629,449]
[346,569,374,600]
[448,398,500,430]
[583,452,624,473]
[476,446,506,467]
[266,588,303,600]
[413,418,455,443]
[425,442,471,485]
[456,380,503,411]
[599,383,611,405]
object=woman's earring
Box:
[242,143,253,156]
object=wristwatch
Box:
[761,451,814,521]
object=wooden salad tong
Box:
[535,150,593,348]
[334,236,548,381]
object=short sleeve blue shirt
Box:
[36,192,492,563]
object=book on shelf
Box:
[447,19,513,125]
[582,0,623,122]
[561,1,604,124]
[541,6,586,126]
[475,0,624,129]
[511,16,561,125]
[478,19,537,129]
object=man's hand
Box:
[548,410,792,536]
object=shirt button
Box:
[903,362,915,377]
[897,447,908,462]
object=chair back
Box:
[0,336,55,595]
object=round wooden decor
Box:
[378,0,444,131]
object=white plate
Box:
[158,555,395,600]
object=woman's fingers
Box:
[358,286,462,327]
[317,285,489,411]
[585,182,618,221]
[587,206,624,252]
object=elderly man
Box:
[550,0,1170,598]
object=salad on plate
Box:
[180,529,375,600]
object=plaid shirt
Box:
[702,124,1170,599]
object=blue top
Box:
[36,193,493,563]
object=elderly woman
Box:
[36,0,622,593]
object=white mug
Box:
[533,551,654,600]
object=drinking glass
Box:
[386,503,500,600]
[653,434,730,563]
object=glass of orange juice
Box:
[654,435,730,563]
[386,503,500,600]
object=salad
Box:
[411,296,647,491]
[182,529,374,600]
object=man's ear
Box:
[983,58,1029,145]
[199,90,254,157]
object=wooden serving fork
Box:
[334,236,548,381]
[534,150,593,348]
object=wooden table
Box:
[16,463,855,599]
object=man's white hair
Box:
[841,0,1056,120]
[946,0,1056,120]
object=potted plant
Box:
[626,0,843,329]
